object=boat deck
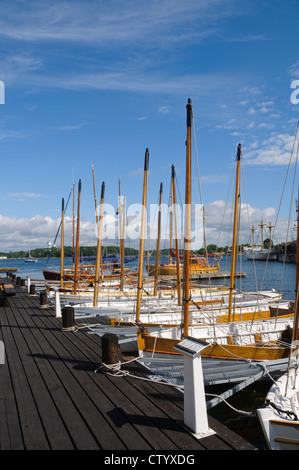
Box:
[0,279,255,451]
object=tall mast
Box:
[93,182,105,306]
[250,225,256,248]
[183,98,192,338]
[74,179,81,295]
[60,198,65,289]
[154,182,163,296]
[259,220,266,249]
[170,181,173,262]
[172,165,182,306]
[136,148,149,323]
[293,190,299,342]
[267,221,274,248]
[92,165,99,224]
[72,183,75,263]
[228,144,242,322]
[119,179,125,291]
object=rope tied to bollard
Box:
[94,361,125,376]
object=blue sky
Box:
[0,0,298,251]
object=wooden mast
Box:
[183,98,192,338]
[92,165,99,224]
[154,182,163,297]
[60,198,65,289]
[136,148,149,323]
[119,179,125,291]
[170,180,173,263]
[293,191,299,342]
[93,182,105,306]
[228,144,242,322]
[259,220,266,249]
[74,179,81,295]
[267,221,274,248]
[250,225,256,248]
[172,165,182,306]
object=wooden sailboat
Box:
[65,100,293,364]
[43,173,134,292]
[69,148,284,323]
[146,164,220,277]
[257,346,299,449]
[257,137,299,449]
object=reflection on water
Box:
[207,381,271,449]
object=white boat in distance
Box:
[244,220,279,260]
[243,246,279,261]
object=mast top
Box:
[186,98,193,128]
[171,164,175,178]
[100,181,105,199]
[144,148,149,171]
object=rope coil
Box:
[95,361,126,376]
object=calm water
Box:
[0,254,296,300]
[0,253,296,449]
[0,256,73,280]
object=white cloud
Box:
[0,0,241,45]
[0,130,24,141]
[6,192,47,199]
[203,200,278,245]
[158,106,170,114]
[258,123,275,129]
[289,60,299,79]
[244,132,296,166]
[0,213,97,251]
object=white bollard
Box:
[27,276,31,294]
[174,337,215,438]
[55,288,62,318]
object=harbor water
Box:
[0,254,296,449]
[0,253,296,299]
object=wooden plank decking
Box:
[0,280,256,451]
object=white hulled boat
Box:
[257,124,299,449]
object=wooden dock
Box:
[0,280,256,451]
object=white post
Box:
[174,337,215,438]
[27,276,31,294]
[183,353,209,435]
[55,288,61,318]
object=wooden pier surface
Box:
[0,281,255,451]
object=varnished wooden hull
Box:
[138,332,291,361]
[146,263,219,276]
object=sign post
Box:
[174,337,215,438]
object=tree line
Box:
[0,242,285,259]
[0,246,139,259]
